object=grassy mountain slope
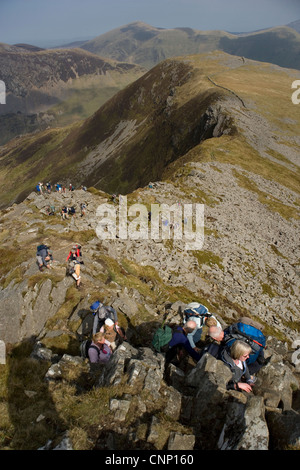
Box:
[81,22,300,70]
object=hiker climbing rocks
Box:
[36,244,53,271]
[80,203,87,217]
[91,301,125,340]
[183,302,221,351]
[66,244,83,288]
[88,332,112,364]
[220,340,256,393]
[61,206,69,219]
[165,320,201,365]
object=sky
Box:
[0,0,299,47]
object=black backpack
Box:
[80,339,99,359]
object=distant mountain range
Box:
[80,21,300,70]
[0,20,300,146]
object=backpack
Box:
[184,302,212,324]
[152,323,173,353]
[80,339,111,363]
[37,244,48,253]
[223,322,266,364]
[80,339,94,359]
[90,301,101,313]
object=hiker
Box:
[46,182,52,193]
[223,318,266,374]
[220,340,256,393]
[88,332,112,364]
[66,244,83,288]
[80,203,86,217]
[184,302,221,350]
[69,206,76,217]
[197,325,225,360]
[61,206,69,219]
[36,182,43,194]
[99,318,120,351]
[36,244,53,271]
[165,320,201,365]
[91,301,125,340]
[46,205,55,216]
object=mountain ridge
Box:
[80,21,300,70]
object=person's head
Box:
[93,332,105,345]
[184,320,197,334]
[104,318,114,330]
[230,340,252,361]
[208,326,224,342]
[205,317,217,328]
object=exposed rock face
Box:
[30,337,299,451]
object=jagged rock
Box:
[98,342,139,387]
[109,398,131,422]
[30,342,54,362]
[254,358,299,410]
[167,432,195,450]
[266,409,300,449]
[164,386,182,420]
[218,395,269,450]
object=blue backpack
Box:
[90,301,101,313]
[224,322,266,364]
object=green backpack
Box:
[152,322,173,353]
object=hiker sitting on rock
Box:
[166,320,201,365]
[220,340,256,393]
[88,332,112,364]
[66,244,83,288]
[36,244,53,271]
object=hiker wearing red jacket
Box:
[66,244,83,288]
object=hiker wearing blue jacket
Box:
[166,321,201,364]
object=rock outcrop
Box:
[29,334,300,451]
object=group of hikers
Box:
[36,182,87,194]
[35,181,87,219]
[82,299,267,395]
[36,241,267,393]
[158,302,267,393]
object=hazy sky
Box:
[0,0,299,47]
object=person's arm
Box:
[183,339,201,361]
[187,331,196,349]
